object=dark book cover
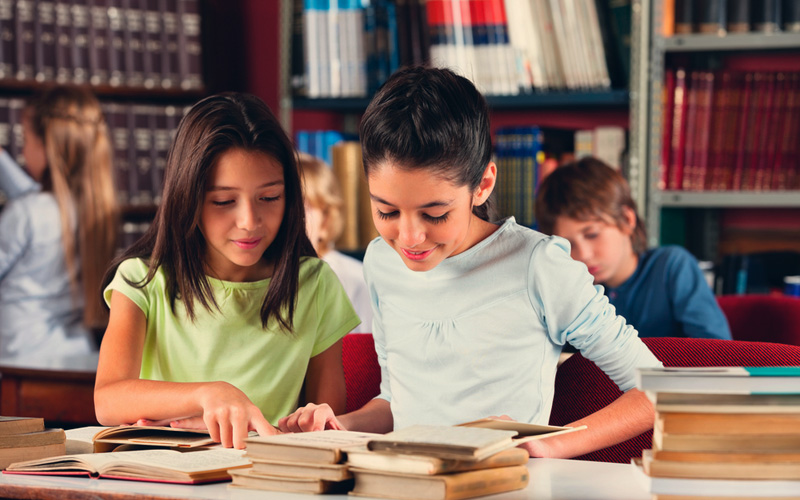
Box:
[0,98,10,152]
[122,0,145,87]
[289,0,305,95]
[751,0,781,33]
[784,0,800,31]
[54,0,73,82]
[8,98,24,163]
[104,102,131,205]
[0,0,14,79]
[727,0,750,33]
[178,0,203,90]
[88,0,111,85]
[607,0,631,88]
[151,105,171,204]
[142,0,162,88]
[674,0,693,34]
[408,0,429,66]
[695,0,726,35]
[159,0,180,89]
[34,0,57,82]
[107,0,127,86]
[15,0,35,80]
[132,104,153,205]
[71,0,92,83]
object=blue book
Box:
[636,366,800,395]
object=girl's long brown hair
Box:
[103,93,315,332]
[27,86,119,328]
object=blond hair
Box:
[297,153,344,252]
[27,86,119,328]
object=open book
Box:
[66,425,218,454]
[366,418,587,461]
[3,448,251,484]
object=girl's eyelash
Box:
[212,200,233,206]
[261,195,281,202]
[424,213,449,224]
[376,210,398,220]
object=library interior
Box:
[0,1,799,500]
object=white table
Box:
[0,458,650,500]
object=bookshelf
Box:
[631,0,800,262]
[0,0,208,250]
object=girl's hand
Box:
[188,381,280,449]
[278,403,345,432]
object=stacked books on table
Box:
[4,425,250,484]
[0,416,65,470]
[634,366,800,500]
[229,419,585,499]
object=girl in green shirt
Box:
[96,93,359,449]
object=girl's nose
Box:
[237,201,260,230]
[397,216,425,248]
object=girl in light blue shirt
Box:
[280,67,662,459]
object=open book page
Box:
[6,449,250,479]
[459,418,588,444]
[366,425,519,461]
[65,426,107,454]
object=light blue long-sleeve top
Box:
[0,150,94,361]
[363,217,662,430]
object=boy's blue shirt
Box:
[604,245,731,340]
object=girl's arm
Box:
[302,339,346,415]
[521,388,654,459]
[94,291,277,449]
[278,398,393,434]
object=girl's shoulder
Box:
[114,257,163,284]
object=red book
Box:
[731,73,754,191]
[753,73,777,191]
[693,71,715,190]
[669,68,688,190]
[681,71,700,190]
[710,71,739,191]
[660,68,676,190]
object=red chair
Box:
[717,294,800,345]
[342,334,381,413]
[549,337,800,463]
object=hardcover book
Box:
[636,366,800,394]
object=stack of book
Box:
[635,366,800,499]
[0,416,65,470]
[228,430,379,494]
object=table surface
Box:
[0,458,650,500]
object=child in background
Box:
[279,67,662,459]
[535,156,731,340]
[298,153,373,333]
[95,93,359,449]
[0,86,118,361]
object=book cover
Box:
[649,391,800,414]
[0,0,13,79]
[159,0,180,89]
[14,0,35,81]
[642,448,800,480]
[726,0,750,33]
[70,0,91,83]
[673,0,692,34]
[4,448,250,484]
[229,468,353,494]
[0,416,44,435]
[634,462,800,497]
[349,464,529,500]
[637,366,800,395]
[345,445,528,475]
[85,425,218,453]
[34,0,57,82]
[655,411,800,435]
[653,426,800,453]
[730,72,754,190]
[695,0,726,35]
[142,0,162,88]
[88,0,111,86]
[244,430,380,465]
[249,457,351,481]
[54,0,73,83]
[0,428,64,449]
[659,68,676,190]
[0,442,66,470]
[668,68,688,190]
[752,0,781,33]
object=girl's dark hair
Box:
[535,157,648,254]
[359,66,495,221]
[103,92,315,332]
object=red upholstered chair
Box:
[342,334,382,413]
[717,294,800,346]
[549,337,800,463]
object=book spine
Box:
[785,0,800,31]
[54,0,73,82]
[107,0,126,86]
[88,0,110,85]
[71,0,92,83]
[0,0,12,79]
[8,98,24,164]
[695,0,726,35]
[660,68,676,190]
[673,0,692,34]
[179,0,202,90]
[726,0,750,33]
[34,0,57,83]
[752,0,781,33]
[693,71,714,191]
[15,0,35,80]
[143,0,162,88]
[731,73,753,191]
[668,68,687,190]
[159,0,179,89]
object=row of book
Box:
[0,0,202,90]
[292,0,630,98]
[660,69,800,192]
[0,97,190,209]
[493,125,625,228]
[229,419,584,499]
[635,366,800,499]
[0,416,65,470]
[667,0,800,36]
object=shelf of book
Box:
[655,191,800,208]
[662,33,800,52]
[635,0,800,257]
